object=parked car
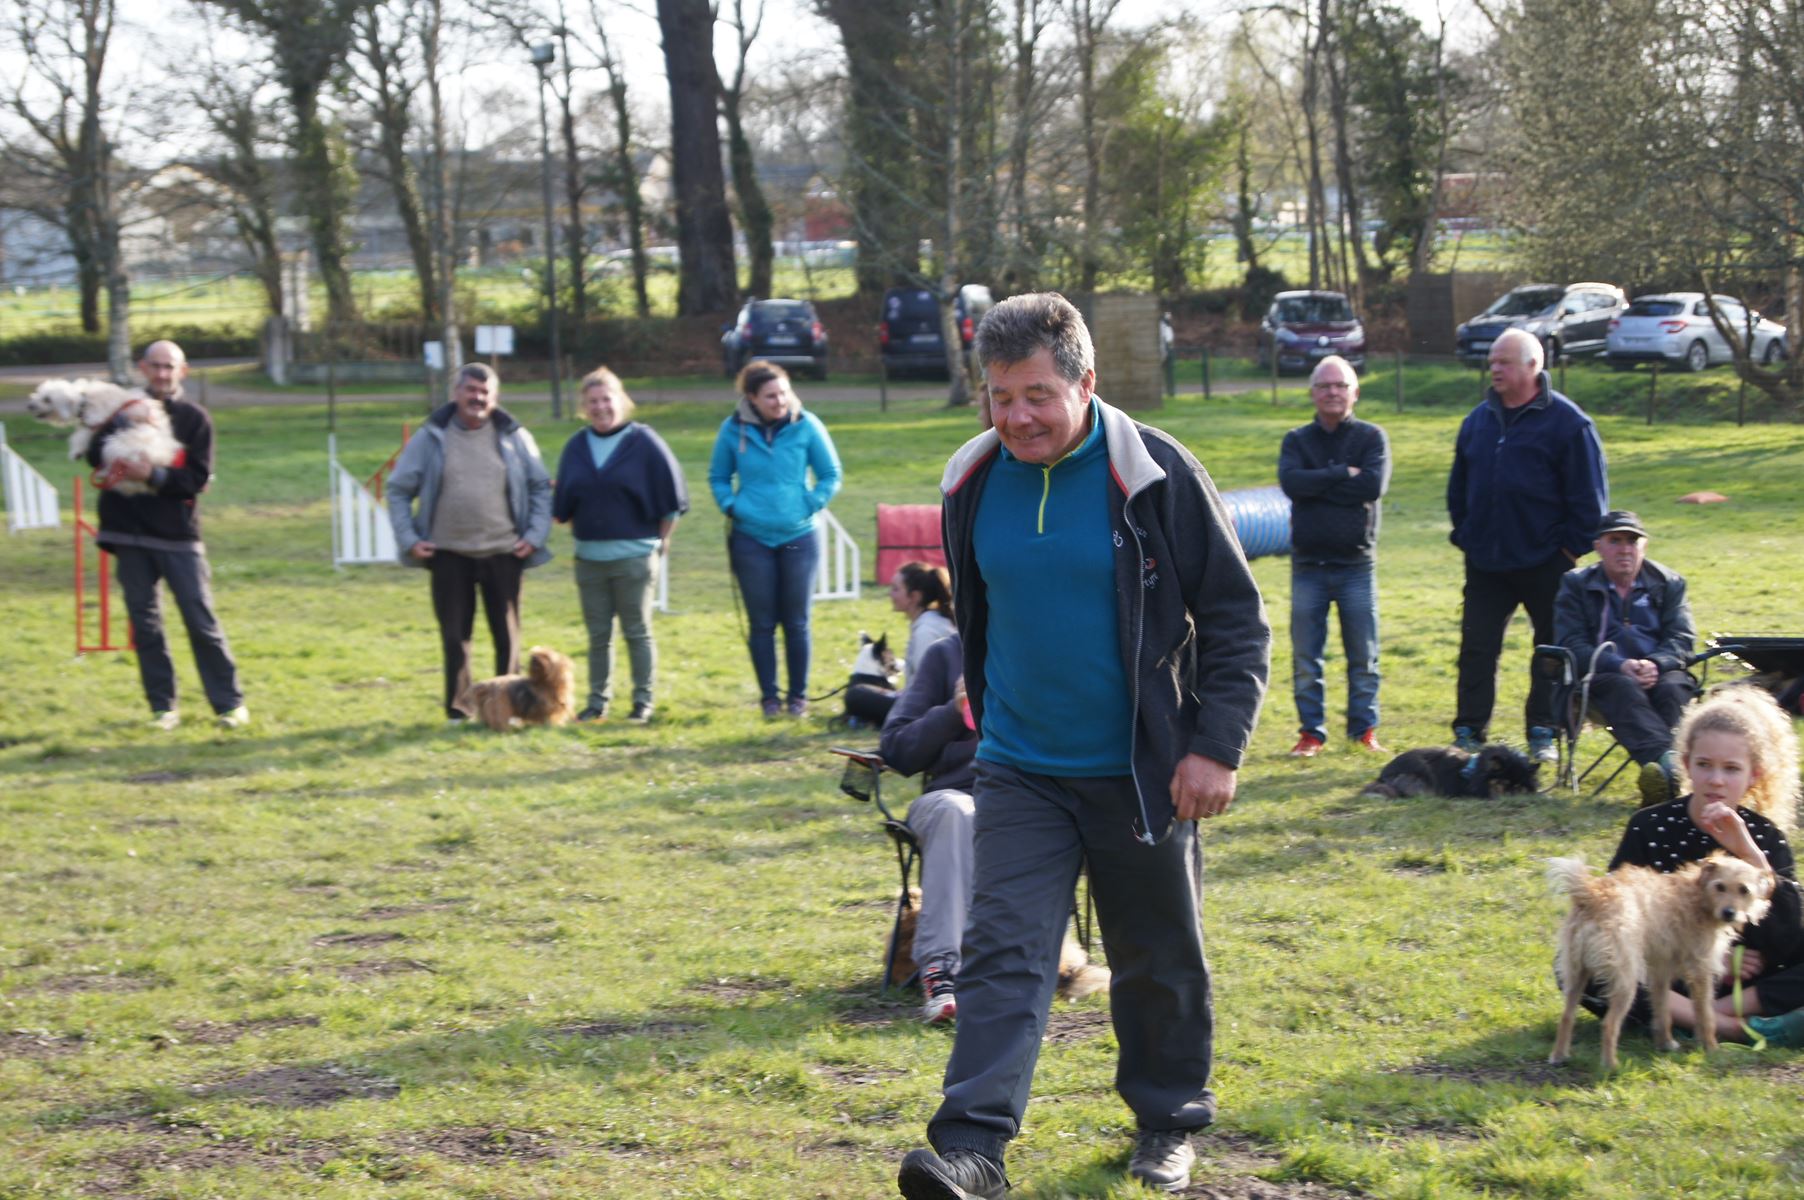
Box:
[721,298,829,380]
[1604,293,1788,373]
[1255,290,1366,374]
[878,284,993,377]
[1455,282,1625,366]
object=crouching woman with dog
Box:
[708,361,843,717]
[553,367,688,724]
[1575,685,1804,1045]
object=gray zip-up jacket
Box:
[386,403,554,568]
[939,397,1271,844]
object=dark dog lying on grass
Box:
[1362,743,1540,798]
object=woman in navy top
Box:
[552,367,688,723]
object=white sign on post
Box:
[475,325,515,356]
[423,340,445,370]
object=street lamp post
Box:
[531,41,564,419]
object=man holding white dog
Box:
[87,340,248,730]
[387,363,553,722]
[897,293,1270,1198]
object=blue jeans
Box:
[728,529,819,702]
[1290,560,1380,742]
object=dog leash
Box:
[1733,946,1767,1050]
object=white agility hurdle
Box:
[328,433,400,567]
[1,422,61,533]
[814,507,860,600]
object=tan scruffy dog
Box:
[458,646,576,731]
[887,886,1110,1000]
[1548,853,1773,1069]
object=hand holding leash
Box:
[1171,753,1236,821]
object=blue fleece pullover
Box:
[707,404,842,547]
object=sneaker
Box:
[1356,729,1387,753]
[576,705,608,723]
[897,1148,1008,1200]
[1452,725,1483,753]
[149,710,180,731]
[1744,1010,1804,1048]
[215,706,251,730]
[1128,1130,1196,1192]
[786,697,809,718]
[761,697,781,719]
[1528,726,1559,764]
[1288,732,1325,758]
[446,714,469,726]
[627,703,654,725]
[921,967,957,1024]
[1638,758,1675,807]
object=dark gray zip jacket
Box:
[1554,558,1694,677]
[939,397,1271,844]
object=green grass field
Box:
[3,383,1802,1199]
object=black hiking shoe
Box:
[898,1148,1007,1200]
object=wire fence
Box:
[1166,345,1802,426]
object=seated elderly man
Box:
[880,633,978,1023]
[1553,510,1696,805]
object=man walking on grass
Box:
[1447,327,1607,762]
[387,363,553,722]
[1279,354,1391,758]
[88,340,248,731]
[897,293,1270,1198]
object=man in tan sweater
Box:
[387,364,554,720]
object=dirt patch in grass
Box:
[1180,1133,1364,1200]
[833,897,897,911]
[334,958,433,980]
[686,975,793,1001]
[810,1063,908,1086]
[833,993,915,1028]
[354,899,467,920]
[545,1018,704,1040]
[195,1063,400,1108]
[123,770,191,785]
[1042,1008,1112,1044]
[1388,1059,1568,1088]
[384,1125,561,1162]
[79,1126,339,1195]
[1,1029,84,1059]
[34,970,166,995]
[170,1016,321,1046]
[795,1136,864,1158]
[115,815,181,829]
[312,931,406,948]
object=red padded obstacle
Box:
[876,503,945,585]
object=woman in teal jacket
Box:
[709,360,843,716]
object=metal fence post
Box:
[1738,374,1746,427]
[1201,346,1212,402]
[1648,363,1658,426]
[1270,346,1279,407]
[1394,349,1404,413]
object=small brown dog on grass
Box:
[887,886,1110,1001]
[1548,853,1773,1069]
[458,646,577,731]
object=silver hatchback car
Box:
[1604,292,1789,372]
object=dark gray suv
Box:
[1456,283,1625,366]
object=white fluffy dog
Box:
[25,378,183,495]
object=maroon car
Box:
[1256,290,1367,375]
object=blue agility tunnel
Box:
[1220,485,1291,559]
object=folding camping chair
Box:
[829,745,1097,993]
[1533,642,1704,795]
[1693,635,1804,706]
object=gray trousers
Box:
[928,760,1215,1163]
[908,788,976,976]
[574,554,658,710]
[112,544,243,715]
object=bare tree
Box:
[1066,0,1122,292]
[587,6,651,317]
[185,47,286,319]
[656,0,737,314]
[204,0,371,325]
[1,0,132,378]
[351,2,439,322]
[720,0,775,300]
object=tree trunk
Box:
[424,0,458,368]
[590,8,651,318]
[1076,0,1101,291]
[556,22,588,322]
[1005,0,1041,293]
[939,0,969,407]
[657,0,738,315]
[1231,115,1261,274]
[361,12,439,325]
[293,93,360,325]
[821,0,919,294]
[723,95,774,300]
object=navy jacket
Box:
[1278,416,1391,565]
[880,633,976,794]
[1447,374,1608,572]
[1554,559,1694,677]
[86,392,214,550]
[552,423,689,541]
[940,398,1271,844]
